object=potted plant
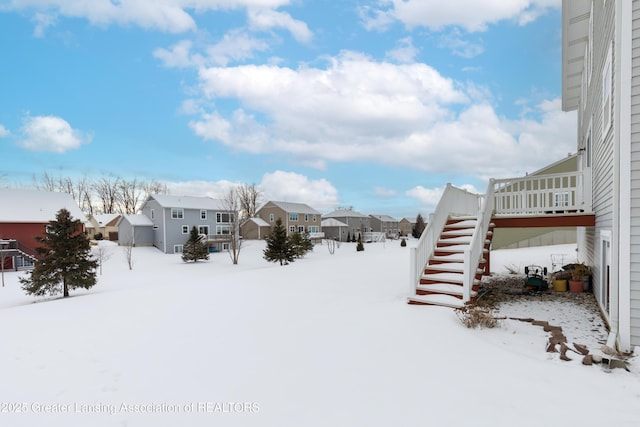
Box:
[569,263,590,293]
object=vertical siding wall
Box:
[581,1,616,316]
[629,0,640,346]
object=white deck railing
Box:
[410,184,482,295]
[492,171,586,215]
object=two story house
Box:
[140,194,236,254]
[323,209,370,242]
[256,201,323,239]
[369,214,399,239]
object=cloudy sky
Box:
[0,0,575,218]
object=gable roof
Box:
[370,214,398,222]
[147,194,226,210]
[244,217,270,227]
[118,214,154,227]
[321,218,348,227]
[263,201,321,215]
[94,213,121,227]
[0,188,87,224]
[324,209,368,219]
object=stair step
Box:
[421,272,463,284]
[438,236,472,244]
[407,294,465,308]
[424,263,485,274]
[416,282,479,296]
[431,254,464,263]
[444,221,477,229]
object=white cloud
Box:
[0,124,10,137]
[407,183,480,213]
[375,186,396,197]
[385,37,419,63]
[362,0,559,33]
[260,171,338,210]
[438,29,484,58]
[19,115,91,153]
[247,8,312,43]
[164,179,238,199]
[6,0,294,34]
[188,52,576,180]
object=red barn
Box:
[0,188,87,270]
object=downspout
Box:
[615,0,632,353]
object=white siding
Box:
[629,0,640,346]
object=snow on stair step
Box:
[417,283,479,297]
[407,294,465,308]
[421,272,463,284]
[431,254,465,263]
[438,235,473,244]
[445,220,477,228]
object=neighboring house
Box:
[491,154,579,249]
[117,214,154,247]
[140,194,236,254]
[369,214,399,239]
[561,0,640,352]
[398,218,415,237]
[87,213,121,241]
[256,201,323,239]
[241,217,271,240]
[321,218,349,241]
[0,188,87,270]
[323,209,370,241]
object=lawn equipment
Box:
[523,265,548,292]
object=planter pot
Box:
[569,280,583,293]
[552,279,567,292]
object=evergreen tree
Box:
[289,232,314,258]
[263,218,295,265]
[182,226,209,262]
[20,209,98,298]
[356,234,365,252]
[412,213,426,238]
[346,231,351,243]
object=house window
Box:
[198,225,209,236]
[174,245,183,254]
[269,213,274,222]
[289,226,296,233]
[308,226,319,233]
[554,192,570,208]
[304,214,309,221]
[171,208,184,219]
[222,243,230,251]
[151,209,155,220]
[182,225,189,234]
[298,226,305,233]
[312,215,317,222]
[216,212,234,223]
[200,210,207,220]
[216,225,231,235]
[289,213,298,221]
[602,42,613,137]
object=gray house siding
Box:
[142,199,165,251]
[630,0,640,346]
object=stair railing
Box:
[461,180,495,301]
[410,184,483,294]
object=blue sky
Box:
[0,0,575,219]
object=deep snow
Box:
[0,239,638,427]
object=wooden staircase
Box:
[408,216,494,308]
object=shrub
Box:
[400,238,407,247]
[94,232,104,241]
[455,304,499,329]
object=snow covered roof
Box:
[94,213,120,226]
[148,194,226,210]
[245,217,270,227]
[324,209,368,218]
[265,201,321,215]
[0,188,87,224]
[370,214,398,222]
[321,218,348,227]
[119,214,154,227]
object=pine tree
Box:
[346,231,351,243]
[20,208,98,298]
[413,213,426,238]
[289,232,314,258]
[182,226,209,262]
[263,218,295,265]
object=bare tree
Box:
[118,178,144,214]
[92,244,113,275]
[123,240,134,270]
[237,183,263,220]
[93,176,121,214]
[143,179,169,199]
[324,238,340,255]
[222,187,242,264]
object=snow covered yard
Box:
[0,240,639,427]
